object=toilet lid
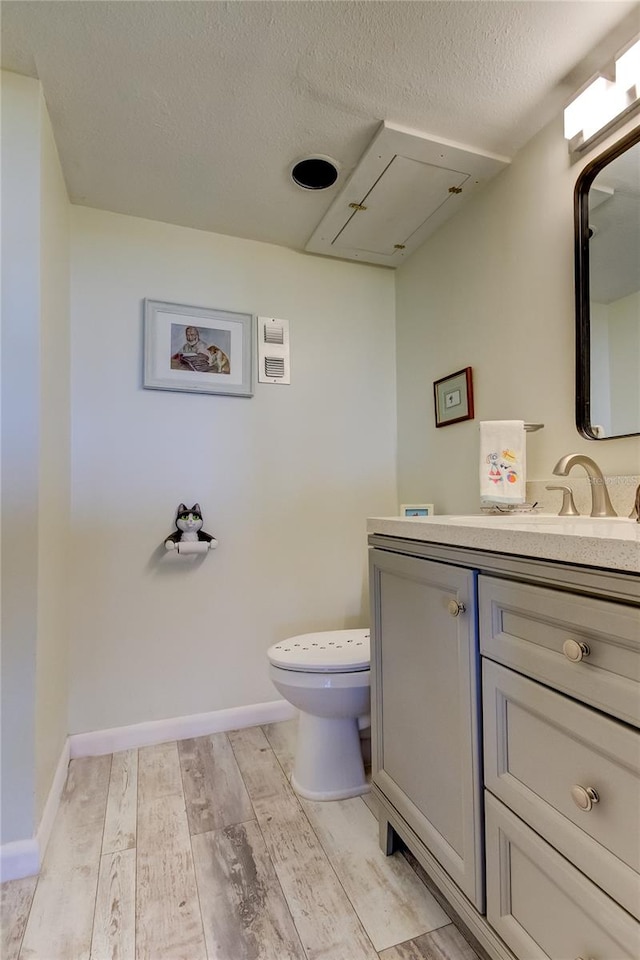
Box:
[267,629,370,673]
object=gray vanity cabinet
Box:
[369,532,640,960]
[369,548,484,911]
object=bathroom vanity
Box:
[368,514,639,960]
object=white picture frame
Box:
[143,299,254,397]
[400,503,435,517]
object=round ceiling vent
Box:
[291,155,339,191]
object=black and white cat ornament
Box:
[165,503,218,553]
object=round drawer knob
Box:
[448,599,465,617]
[562,639,590,662]
[571,784,600,811]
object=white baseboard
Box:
[1,737,70,883]
[69,698,297,758]
[0,839,39,883]
[36,738,70,864]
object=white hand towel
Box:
[479,421,526,504]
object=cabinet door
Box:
[369,548,483,909]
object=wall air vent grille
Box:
[258,317,291,384]
[265,357,286,378]
[264,323,284,344]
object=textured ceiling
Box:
[2,1,639,253]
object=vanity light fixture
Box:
[564,36,640,155]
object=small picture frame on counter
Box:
[400,503,435,517]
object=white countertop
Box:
[367,514,640,574]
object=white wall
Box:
[69,208,397,734]
[1,72,70,846]
[395,113,640,514]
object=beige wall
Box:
[590,301,612,434]
[608,290,640,437]
[35,100,71,822]
[1,72,40,846]
[68,208,397,734]
[1,72,70,845]
[395,113,640,514]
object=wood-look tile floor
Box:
[1,720,480,960]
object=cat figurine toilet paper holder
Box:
[165,503,218,555]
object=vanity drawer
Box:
[479,575,640,726]
[483,659,640,918]
[485,793,640,960]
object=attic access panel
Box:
[335,156,469,256]
[305,122,510,267]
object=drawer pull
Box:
[448,599,466,617]
[571,784,600,811]
[562,639,590,662]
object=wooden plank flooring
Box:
[192,821,305,960]
[229,726,378,960]
[379,924,481,960]
[136,743,206,960]
[301,797,450,952]
[19,755,111,960]
[1,721,480,960]
[264,720,449,952]
[91,849,136,960]
[1,877,37,960]
[178,733,253,835]
[102,749,138,856]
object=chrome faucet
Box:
[552,454,618,518]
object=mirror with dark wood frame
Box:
[575,125,640,440]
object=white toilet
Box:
[267,628,370,801]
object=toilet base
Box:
[291,713,370,801]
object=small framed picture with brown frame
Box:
[434,367,474,427]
